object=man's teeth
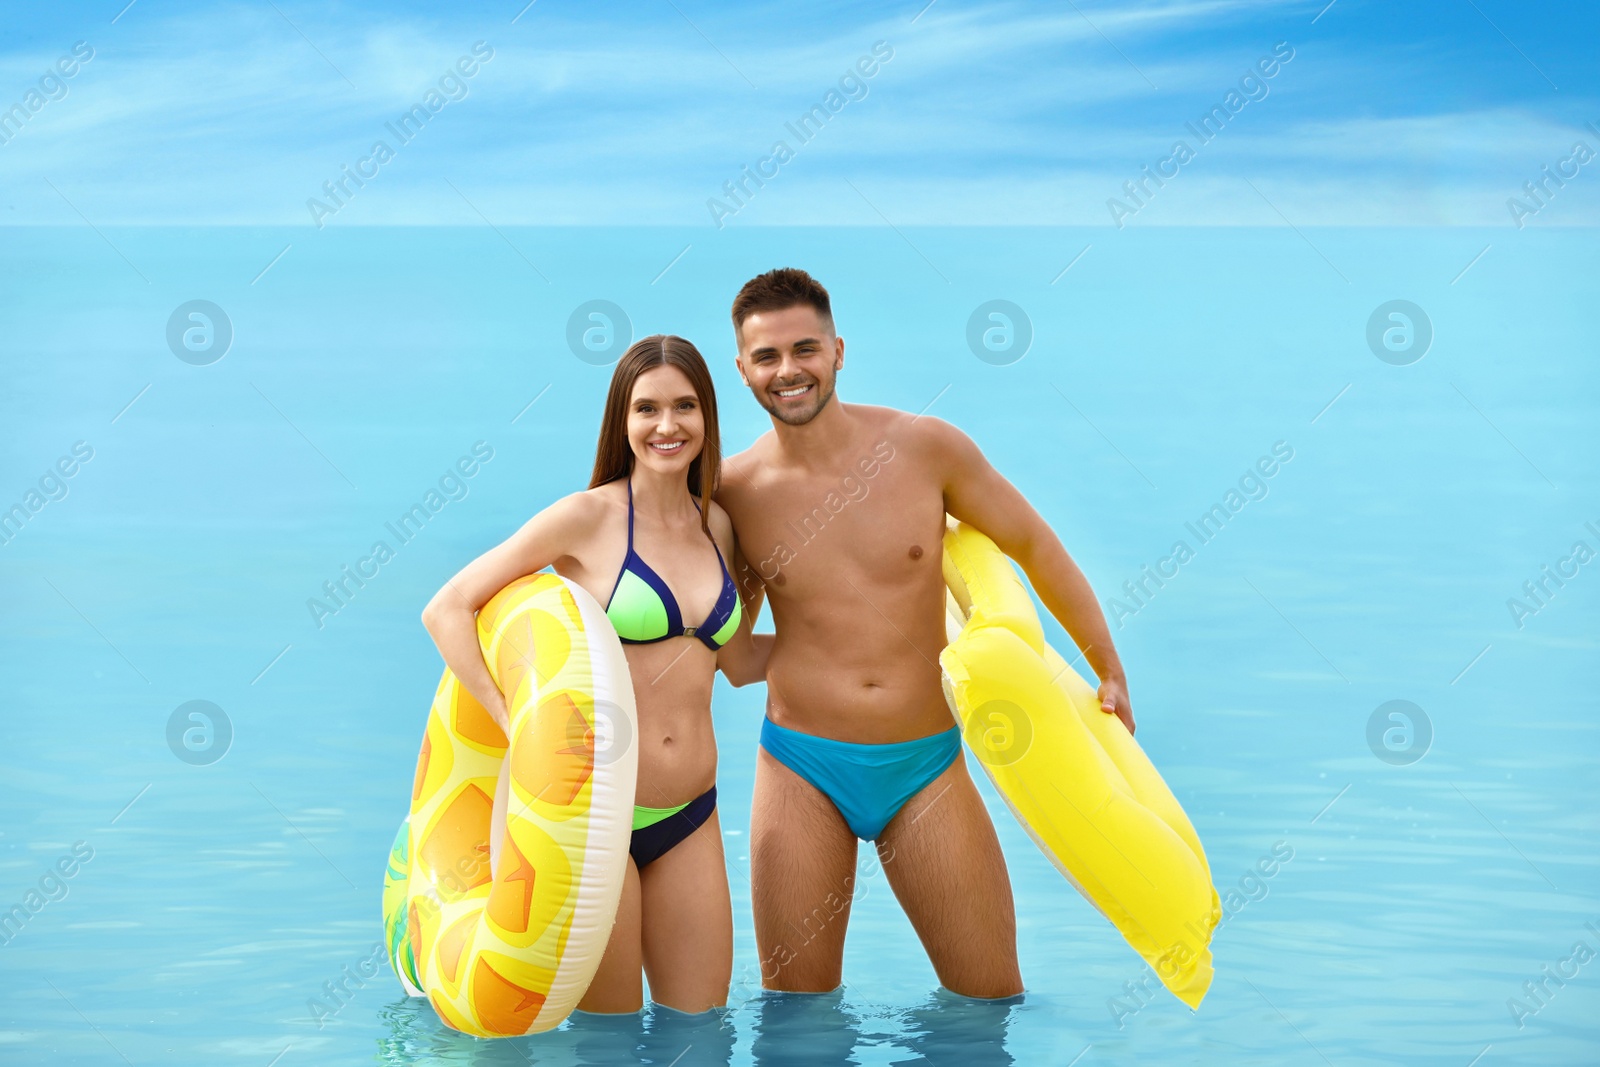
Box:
[776,385,810,398]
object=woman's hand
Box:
[489,689,512,737]
[1097,675,1135,736]
[714,537,770,688]
[748,633,775,680]
[717,631,773,688]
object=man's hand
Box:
[934,419,1136,740]
[1097,676,1135,736]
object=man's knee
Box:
[762,960,843,994]
[758,937,841,993]
[762,967,841,994]
[941,972,1025,1000]
[932,914,1023,1000]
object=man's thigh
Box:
[750,747,858,992]
[876,753,1022,998]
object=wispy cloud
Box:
[0,0,1593,225]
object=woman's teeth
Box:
[650,440,685,454]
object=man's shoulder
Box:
[849,403,964,454]
[723,433,774,471]
[719,434,775,496]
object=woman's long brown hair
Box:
[588,334,721,532]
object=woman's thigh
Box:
[576,856,643,1013]
[639,807,734,1013]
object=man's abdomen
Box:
[763,613,953,745]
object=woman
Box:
[420,335,768,1014]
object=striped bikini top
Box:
[604,477,742,650]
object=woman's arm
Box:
[420,491,600,733]
[719,632,774,687]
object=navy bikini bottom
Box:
[629,785,717,869]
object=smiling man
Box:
[715,267,1133,997]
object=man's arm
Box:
[928,417,1135,734]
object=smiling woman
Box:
[588,335,722,522]
[411,331,767,1026]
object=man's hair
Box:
[730,267,833,334]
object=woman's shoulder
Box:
[531,484,620,534]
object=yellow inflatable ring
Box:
[382,573,638,1036]
[941,519,1222,1007]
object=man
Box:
[715,267,1134,998]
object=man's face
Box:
[734,304,844,426]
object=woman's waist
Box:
[630,693,717,806]
[633,742,717,810]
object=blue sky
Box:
[0,0,1595,226]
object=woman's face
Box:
[627,364,705,475]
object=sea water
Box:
[1,226,1596,1064]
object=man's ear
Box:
[834,335,845,371]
